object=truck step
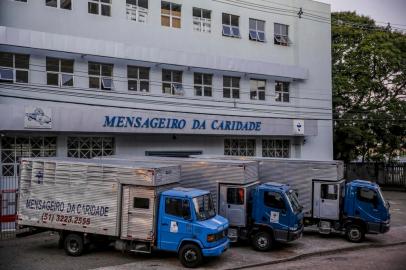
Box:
[130,243,152,254]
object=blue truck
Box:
[305,179,390,242]
[219,181,303,251]
[18,159,229,268]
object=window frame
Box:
[194,72,213,97]
[262,139,290,158]
[133,197,150,209]
[126,0,148,23]
[226,187,245,205]
[224,138,256,157]
[127,65,150,92]
[45,0,72,10]
[264,191,286,210]
[88,62,114,90]
[88,0,111,17]
[250,79,266,100]
[0,52,29,84]
[222,13,240,38]
[223,76,240,99]
[249,18,266,42]
[161,1,181,28]
[162,69,183,95]
[46,57,74,87]
[275,81,290,103]
[274,23,289,46]
[193,7,211,33]
[67,137,115,159]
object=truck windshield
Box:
[286,190,302,213]
[192,194,216,221]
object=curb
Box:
[226,241,406,270]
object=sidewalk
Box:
[93,225,406,270]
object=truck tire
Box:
[64,233,84,256]
[252,231,272,251]
[346,224,365,243]
[178,243,203,268]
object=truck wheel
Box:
[64,233,84,256]
[346,225,365,243]
[252,231,272,251]
[178,244,203,268]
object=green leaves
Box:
[332,12,406,162]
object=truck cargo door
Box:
[312,181,340,220]
[219,184,246,227]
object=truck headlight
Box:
[289,225,298,231]
[207,234,215,242]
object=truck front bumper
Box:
[367,221,390,234]
[202,238,229,257]
[274,225,304,242]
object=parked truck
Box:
[99,155,304,250]
[17,158,229,268]
[189,155,391,242]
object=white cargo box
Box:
[97,155,259,209]
[189,155,344,216]
[18,158,180,238]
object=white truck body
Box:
[18,158,180,240]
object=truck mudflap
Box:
[367,221,390,234]
[274,225,304,242]
[201,239,229,257]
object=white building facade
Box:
[0,0,333,191]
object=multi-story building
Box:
[0,0,332,230]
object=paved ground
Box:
[0,191,405,270]
[247,245,406,270]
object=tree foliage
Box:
[332,12,406,162]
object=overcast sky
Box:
[317,0,406,27]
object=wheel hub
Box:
[184,250,197,262]
[257,236,268,248]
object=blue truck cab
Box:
[307,179,390,243]
[342,180,390,241]
[219,181,303,251]
[158,188,229,268]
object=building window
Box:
[0,136,57,177]
[275,81,289,102]
[88,0,111,16]
[224,138,256,157]
[126,0,148,23]
[67,137,114,159]
[193,7,211,33]
[45,0,72,10]
[0,52,29,84]
[127,66,149,92]
[162,69,183,95]
[274,23,289,46]
[88,62,113,90]
[194,73,212,97]
[250,79,266,100]
[46,57,74,87]
[161,1,181,28]
[249,18,265,42]
[223,76,240,99]
[262,139,290,158]
[222,13,240,38]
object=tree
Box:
[332,12,406,162]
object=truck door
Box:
[219,184,246,227]
[355,187,383,222]
[262,190,290,233]
[313,181,340,220]
[158,196,193,251]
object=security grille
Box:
[262,139,290,158]
[224,138,256,157]
[67,137,114,159]
[0,136,57,177]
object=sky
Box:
[317,0,406,27]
